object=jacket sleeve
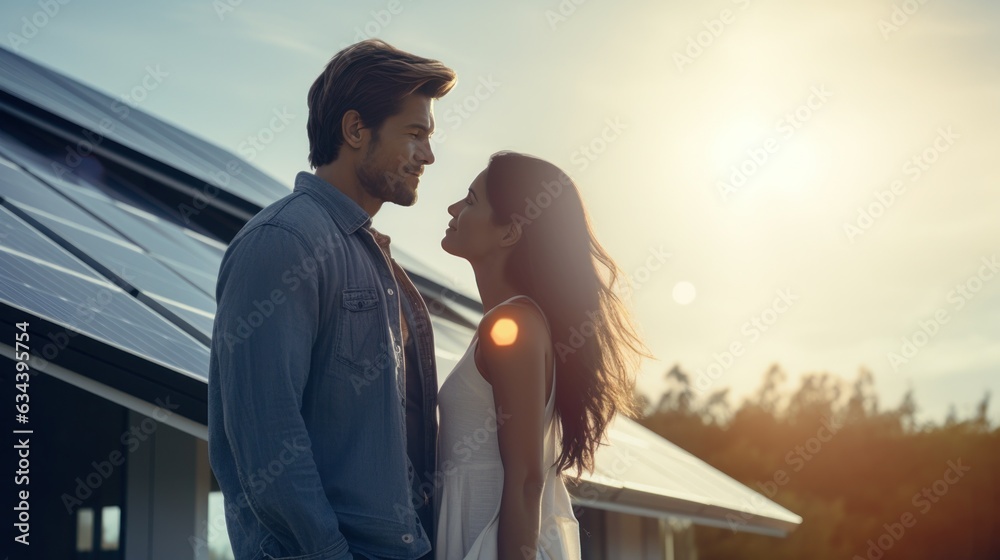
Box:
[213,223,352,559]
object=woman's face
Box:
[442,168,509,260]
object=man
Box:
[208,39,456,560]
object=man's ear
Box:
[341,109,366,149]
[499,221,523,248]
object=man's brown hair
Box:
[307,39,457,168]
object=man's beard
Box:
[357,138,416,207]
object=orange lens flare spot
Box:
[489,318,519,347]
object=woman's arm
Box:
[479,303,551,559]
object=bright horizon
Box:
[3,0,997,423]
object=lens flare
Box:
[490,317,519,346]
[673,281,697,305]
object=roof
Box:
[0,46,800,537]
[575,416,802,536]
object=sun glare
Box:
[710,114,825,201]
[768,137,821,193]
[490,318,519,346]
[709,116,770,172]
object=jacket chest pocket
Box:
[335,288,387,374]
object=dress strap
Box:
[500,295,552,338]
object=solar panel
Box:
[0,204,209,378]
[0,162,216,339]
[157,299,215,339]
[0,129,223,296]
[390,244,481,316]
[0,46,291,208]
[0,198,97,278]
[392,245,461,289]
[53,185,222,298]
[582,415,803,535]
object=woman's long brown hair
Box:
[484,151,653,481]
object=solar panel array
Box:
[0,200,210,378]
[0,46,291,208]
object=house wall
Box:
[4,370,127,558]
[123,409,210,560]
[577,506,698,560]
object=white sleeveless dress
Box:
[434,295,581,560]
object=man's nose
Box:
[420,139,435,165]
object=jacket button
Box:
[401,533,414,543]
[387,288,394,295]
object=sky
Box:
[2,0,997,424]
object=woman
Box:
[435,151,652,559]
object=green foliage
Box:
[636,364,1000,560]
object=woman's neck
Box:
[470,258,521,314]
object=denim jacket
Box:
[208,171,439,560]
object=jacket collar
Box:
[293,171,372,235]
